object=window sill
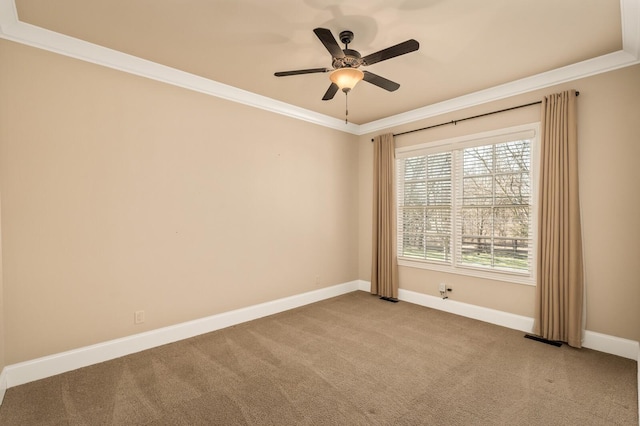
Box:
[397,258,536,286]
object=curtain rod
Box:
[371,91,579,141]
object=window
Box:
[396,124,539,285]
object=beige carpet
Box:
[0,291,637,425]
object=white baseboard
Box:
[4,280,361,389]
[397,288,536,333]
[0,367,7,405]
[357,279,371,292]
[583,330,640,361]
[2,279,637,412]
[360,281,639,361]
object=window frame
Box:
[395,123,540,286]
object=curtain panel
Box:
[534,90,583,348]
[371,133,399,299]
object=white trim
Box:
[398,288,536,333]
[0,0,639,135]
[0,1,359,135]
[3,280,360,389]
[622,0,640,58]
[395,125,537,157]
[356,279,371,292]
[0,283,637,414]
[582,330,640,361]
[397,255,535,287]
[0,367,7,405]
[358,50,639,135]
[395,122,540,287]
[361,281,640,361]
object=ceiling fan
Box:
[274,28,419,101]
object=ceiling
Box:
[2,0,639,131]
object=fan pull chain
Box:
[345,91,349,124]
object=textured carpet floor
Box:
[0,291,637,425]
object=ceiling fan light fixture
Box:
[330,68,364,92]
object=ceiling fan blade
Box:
[362,39,419,66]
[322,83,339,101]
[274,68,330,77]
[313,28,345,58]
[362,71,400,92]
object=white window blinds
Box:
[396,125,538,284]
[397,153,452,262]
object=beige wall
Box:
[0,38,638,368]
[359,64,640,342]
[0,39,360,364]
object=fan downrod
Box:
[332,30,362,69]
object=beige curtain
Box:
[371,133,399,299]
[534,90,583,348]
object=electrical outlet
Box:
[134,310,145,324]
[439,283,446,292]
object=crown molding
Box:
[360,0,640,135]
[0,0,360,135]
[1,0,638,136]
[358,50,639,135]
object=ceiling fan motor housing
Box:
[333,49,363,69]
